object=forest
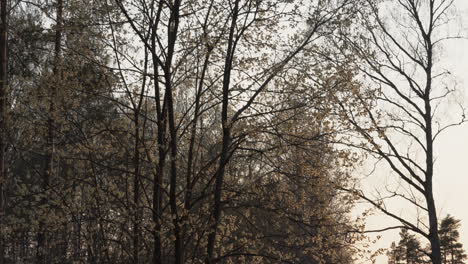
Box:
[0,0,466,263]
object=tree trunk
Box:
[165,1,183,263]
[425,31,442,264]
[133,111,141,264]
[37,0,62,262]
[0,0,7,261]
[206,1,239,262]
[151,24,165,263]
[425,149,440,264]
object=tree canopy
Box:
[0,0,465,264]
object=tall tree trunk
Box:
[0,0,7,261]
[151,6,165,259]
[133,42,149,264]
[133,112,141,264]
[425,101,441,264]
[425,29,441,263]
[37,0,62,262]
[165,1,183,263]
[206,1,239,262]
[152,84,166,264]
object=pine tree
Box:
[388,229,426,264]
[439,215,467,264]
[388,242,400,264]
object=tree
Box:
[0,0,7,261]
[36,0,63,261]
[387,229,426,264]
[210,86,361,263]
[399,229,425,264]
[388,242,399,264]
[0,0,384,263]
[439,215,466,264]
[387,216,467,264]
[335,1,465,263]
[109,0,364,263]
[2,0,123,262]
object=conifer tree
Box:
[388,229,426,264]
[439,215,467,264]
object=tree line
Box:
[388,215,466,264]
[0,0,465,263]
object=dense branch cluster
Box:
[0,0,366,263]
[0,0,464,264]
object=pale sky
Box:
[364,1,468,263]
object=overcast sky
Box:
[363,1,468,263]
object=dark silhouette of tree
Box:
[0,0,7,261]
[439,215,466,264]
[387,229,425,264]
[388,242,398,264]
[400,229,425,264]
[387,216,467,264]
[1,0,465,263]
[336,1,465,263]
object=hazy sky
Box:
[361,1,468,263]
